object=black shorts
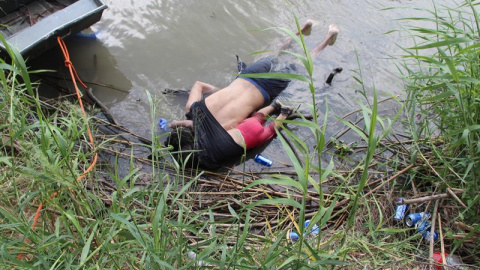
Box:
[239,56,296,104]
[188,99,244,170]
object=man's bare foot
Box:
[326,24,339,46]
[297,19,314,36]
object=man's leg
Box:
[278,20,314,52]
[310,24,339,58]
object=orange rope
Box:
[18,37,98,260]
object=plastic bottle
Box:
[158,118,171,132]
[432,252,466,270]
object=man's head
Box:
[165,127,199,167]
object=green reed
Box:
[399,0,480,221]
[237,12,406,267]
[0,11,411,269]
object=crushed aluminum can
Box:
[406,211,431,227]
[304,220,319,237]
[416,220,430,233]
[416,220,438,242]
[286,220,320,242]
[394,198,409,222]
[422,228,439,242]
[254,154,272,166]
[287,230,300,242]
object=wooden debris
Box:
[396,190,464,205]
[446,188,467,208]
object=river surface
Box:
[33,0,450,169]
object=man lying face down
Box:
[165,21,339,170]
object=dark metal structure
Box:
[0,0,107,59]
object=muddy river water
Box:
[33,0,450,169]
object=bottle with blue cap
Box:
[158,118,171,132]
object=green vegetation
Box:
[400,0,480,215]
[0,1,479,269]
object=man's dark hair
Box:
[165,127,199,168]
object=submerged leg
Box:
[310,24,339,58]
[278,20,314,52]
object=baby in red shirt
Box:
[227,101,293,150]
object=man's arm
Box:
[199,81,220,94]
[185,81,220,113]
[169,120,193,129]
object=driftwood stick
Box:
[446,187,467,208]
[454,221,477,234]
[334,95,399,125]
[429,200,439,270]
[86,88,118,126]
[452,234,478,241]
[93,116,152,145]
[438,214,447,270]
[396,190,464,205]
[365,163,417,197]
[40,74,130,93]
[325,118,364,148]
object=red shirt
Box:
[235,113,276,149]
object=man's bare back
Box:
[205,78,264,130]
[172,22,339,132]
[166,21,339,169]
[180,79,265,130]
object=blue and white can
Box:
[254,154,273,166]
[422,228,439,242]
[416,220,438,242]
[406,212,431,227]
[416,220,430,233]
[304,220,320,237]
[394,198,409,222]
[287,231,299,242]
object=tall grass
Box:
[240,14,404,268]
[0,12,413,270]
[399,0,480,221]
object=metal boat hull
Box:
[0,0,107,59]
